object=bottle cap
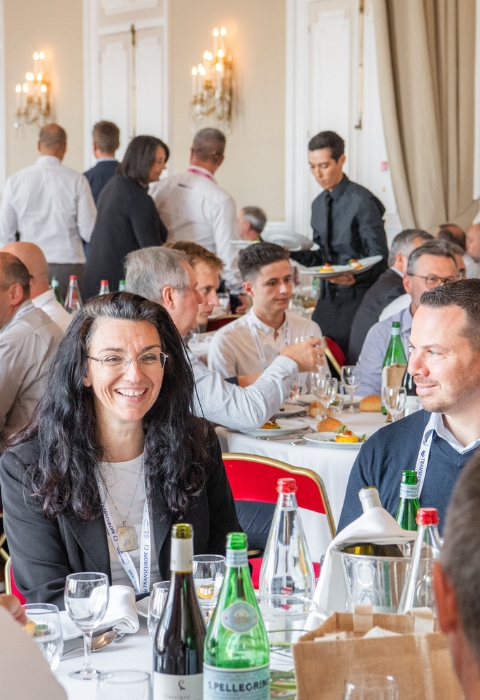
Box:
[69,275,77,280]
[277,478,297,493]
[391,321,400,328]
[416,507,439,525]
[100,280,109,285]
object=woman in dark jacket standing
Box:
[83,135,169,298]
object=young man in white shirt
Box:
[0,123,96,297]
[149,128,242,293]
[208,242,322,378]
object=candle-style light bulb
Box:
[191,66,198,97]
[213,27,219,57]
[22,83,28,92]
[40,84,47,92]
[33,52,39,60]
[220,26,226,53]
[39,51,45,60]
[36,73,42,81]
[220,27,227,35]
[25,72,34,81]
[15,84,21,93]
[217,49,224,59]
[198,64,206,76]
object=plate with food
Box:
[302,417,368,448]
[241,418,309,438]
[299,255,383,278]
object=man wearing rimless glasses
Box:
[355,241,458,397]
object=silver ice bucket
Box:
[333,542,414,613]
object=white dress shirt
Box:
[379,293,411,321]
[0,156,96,264]
[208,309,321,378]
[150,167,242,291]
[32,289,72,332]
[190,351,298,431]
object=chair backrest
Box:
[206,314,240,332]
[325,336,345,376]
[4,557,26,604]
[222,453,336,564]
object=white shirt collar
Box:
[390,266,404,278]
[36,155,62,166]
[97,157,117,162]
[426,412,480,454]
[31,289,55,308]
[248,308,287,335]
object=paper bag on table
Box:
[293,606,462,700]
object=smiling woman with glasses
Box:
[0,292,239,607]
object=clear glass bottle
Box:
[381,321,407,414]
[64,275,82,315]
[397,507,442,614]
[259,478,315,597]
[359,486,382,512]
[204,532,269,700]
[395,470,420,531]
[99,279,110,295]
[153,523,205,699]
[50,275,63,305]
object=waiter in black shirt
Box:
[291,131,388,354]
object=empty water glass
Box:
[343,674,399,700]
[383,386,406,422]
[23,603,63,671]
[341,365,362,413]
[97,670,151,700]
[148,581,170,638]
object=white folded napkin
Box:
[60,584,139,640]
[305,507,416,630]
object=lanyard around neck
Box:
[187,166,214,181]
[247,311,291,371]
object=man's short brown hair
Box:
[166,241,223,271]
[420,278,480,350]
[93,121,120,154]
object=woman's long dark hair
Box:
[12,293,207,521]
[117,135,170,186]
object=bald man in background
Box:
[0,123,96,297]
[1,242,71,332]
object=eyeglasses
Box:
[409,274,458,289]
[87,351,168,373]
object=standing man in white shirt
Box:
[208,242,322,378]
[1,242,71,332]
[0,123,96,298]
[150,128,242,294]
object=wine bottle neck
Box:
[170,537,193,573]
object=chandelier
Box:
[190,27,233,132]
[14,51,51,129]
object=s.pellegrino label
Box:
[204,665,270,700]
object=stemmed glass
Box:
[147,581,170,639]
[343,674,399,699]
[97,670,152,699]
[23,603,63,671]
[383,386,406,422]
[310,374,338,413]
[341,366,362,414]
[65,572,109,680]
[193,554,225,625]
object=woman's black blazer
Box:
[0,421,239,609]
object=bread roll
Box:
[317,417,344,432]
[359,395,381,412]
[309,401,325,418]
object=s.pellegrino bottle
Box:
[153,523,205,700]
[381,321,407,414]
[259,478,315,596]
[395,470,420,531]
[402,366,421,416]
[204,533,269,700]
[99,279,110,295]
[118,279,126,292]
[50,275,63,305]
[397,508,442,615]
[64,275,82,315]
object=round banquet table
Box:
[216,410,388,553]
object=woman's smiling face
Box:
[83,318,165,427]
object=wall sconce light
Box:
[191,26,233,132]
[14,51,51,129]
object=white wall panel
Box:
[99,35,131,158]
[134,29,165,138]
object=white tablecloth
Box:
[217,411,387,555]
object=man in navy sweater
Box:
[83,121,120,204]
[338,279,480,534]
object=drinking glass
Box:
[343,674,399,699]
[217,293,230,313]
[23,603,63,671]
[310,375,338,411]
[193,554,225,624]
[341,365,362,413]
[65,572,109,680]
[97,670,152,700]
[329,394,345,414]
[383,386,406,422]
[147,581,170,639]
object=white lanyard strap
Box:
[98,481,151,594]
[414,413,437,497]
[247,312,291,371]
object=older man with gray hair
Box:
[238,206,267,241]
[150,128,242,293]
[124,246,324,431]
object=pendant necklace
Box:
[106,455,144,553]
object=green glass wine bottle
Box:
[204,532,270,700]
[395,470,420,531]
[50,275,63,305]
[381,321,407,414]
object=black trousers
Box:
[312,281,370,357]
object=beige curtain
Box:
[372,0,478,232]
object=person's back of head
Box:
[238,241,290,282]
[388,229,433,267]
[436,223,466,251]
[0,252,31,329]
[241,206,267,235]
[166,240,223,272]
[124,246,189,303]
[118,135,169,186]
[38,124,67,160]
[191,128,226,169]
[92,121,120,157]
[0,242,49,298]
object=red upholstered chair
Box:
[0,511,9,562]
[222,453,336,588]
[324,337,345,377]
[4,557,26,604]
[206,314,240,332]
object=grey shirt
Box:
[0,301,63,448]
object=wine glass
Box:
[341,365,362,413]
[343,674,399,699]
[383,386,406,422]
[217,293,230,313]
[311,375,338,412]
[97,670,151,699]
[148,581,170,639]
[23,603,63,671]
[193,554,225,624]
[65,572,109,680]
